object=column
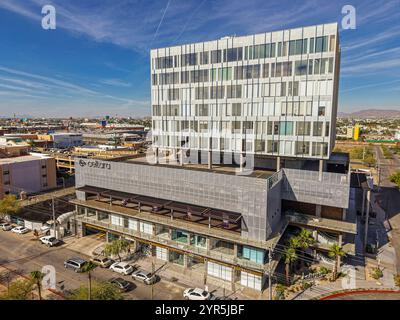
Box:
[313,229,318,257]
[316,205,322,218]
[233,244,238,258]
[183,255,189,268]
[154,147,159,164]
[180,149,184,166]
[239,153,244,172]
[361,189,366,218]
[342,208,347,221]
[203,259,208,286]
[276,156,281,172]
[338,234,343,270]
[364,190,371,252]
[208,137,213,170]
[231,269,236,292]
[318,159,324,182]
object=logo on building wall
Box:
[78,159,111,170]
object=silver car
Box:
[131,269,157,285]
[0,223,13,231]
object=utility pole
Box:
[151,261,155,300]
[364,189,371,252]
[268,247,273,301]
[52,196,57,240]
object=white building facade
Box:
[151,23,340,161]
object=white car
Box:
[183,288,212,300]
[40,235,60,247]
[11,226,30,234]
[109,262,134,275]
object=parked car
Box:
[0,223,13,231]
[40,221,54,233]
[11,226,30,234]
[91,256,114,268]
[131,269,157,285]
[40,235,60,247]
[109,277,133,292]
[109,262,134,275]
[183,288,212,300]
[64,257,87,272]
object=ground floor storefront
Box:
[78,221,267,292]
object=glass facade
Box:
[151,23,339,160]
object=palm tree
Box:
[282,247,297,285]
[30,271,45,300]
[328,244,346,281]
[81,262,98,300]
[297,229,314,269]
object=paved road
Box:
[0,230,184,300]
[374,145,400,274]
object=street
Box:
[0,230,184,300]
[374,145,400,274]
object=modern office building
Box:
[71,23,356,293]
[71,154,355,292]
[151,23,340,170]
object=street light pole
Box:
[268,247,273,301]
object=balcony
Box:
[75,213,267,272]
[282,168,350,208]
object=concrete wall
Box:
[75,158,276,241]
[281,168,350,208]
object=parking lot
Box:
[0,228,184,300]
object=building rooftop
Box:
[0,154,52,164]
[125,154,275,179]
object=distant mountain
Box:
[338,109,400,119]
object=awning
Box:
[79,185,242,223]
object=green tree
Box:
[103,239,130,262]
[363,156,376,167]
[282,247,297,286]
[0,278,34,300]
[30,271,45,300]
[67,281,123,300]
[328,244,346,281]
[81,261,98,300]
[390,171,400,188]
[297,229,314,269]
[0,194,20,220]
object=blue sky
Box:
[0,0,399,117]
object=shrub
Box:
[371,267,383,280]
[274,284,286,300]
[394,274,400,287]
[319,266,330,275]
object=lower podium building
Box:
[70,156,356,292]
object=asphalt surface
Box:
[0,230,184,300]
[374,145,400,274]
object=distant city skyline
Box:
[0,0,399,117]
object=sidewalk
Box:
[124,255,258,300]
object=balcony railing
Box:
[76,214,266,271]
